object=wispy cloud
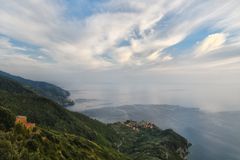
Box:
[194,33,227,57]
[0,0,240,78]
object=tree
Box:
[26,139,38,152]
[0,106,15,130]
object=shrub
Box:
[0,140,13,160]
[26,139,38,152]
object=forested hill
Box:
[0,70,73,106]
[0,71,190,160]
[0,76,119,147]
[0,106,130,160]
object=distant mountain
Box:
[0,74,190,160]
[0,70,74,106]
[0,76,33,95]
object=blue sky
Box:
[0,0,240,86]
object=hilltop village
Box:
[124,120,157,132]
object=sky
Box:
[0,0,240,87]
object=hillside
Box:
[0,76,119,147]
[0,106,129,160]
[0,70,73,106]
[0,72,190,160]
[110,121,189,160]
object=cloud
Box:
[162,55,173,62]
[0,0,240,79]
[195,33,227,57]
[147,50,161,61]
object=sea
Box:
[68,83,240,160]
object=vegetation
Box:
[0,71,190,160]
[0,70,74,106]
[0,106,15,130]
[110,121,190,160]
[0,76,119,147]
[0,117,130,160]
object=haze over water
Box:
[68,83,240,160]
[69,83,240,112]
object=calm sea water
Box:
[68,84,240,160]
[69,83,240,111]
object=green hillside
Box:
[0,76,119,147]
[110,121,190,160]
[0,72,190,160]
[0,71,73,106]
[0,106,130,160]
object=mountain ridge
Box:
[0,70,74,106]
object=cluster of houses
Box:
[124,120,156,132]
